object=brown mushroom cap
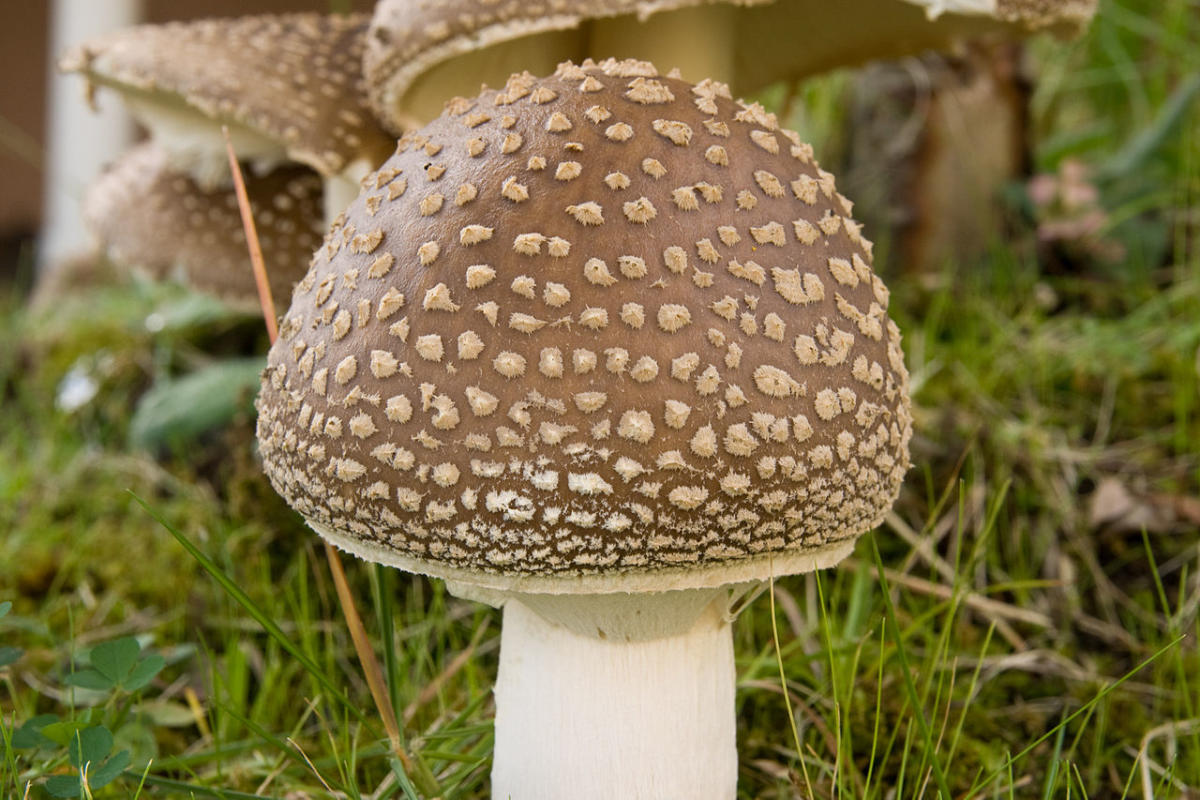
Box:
[256,60,912,594]
[365,0,1096,133]
[61,13,394,178]
[85,143,325,309]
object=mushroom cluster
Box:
[55,2,1097,795]
[257,59,912,799]
[62,13,393,225]
[61,12,397,307]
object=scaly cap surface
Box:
[61,13,394,177]
[85,144,324,309]
[257,60,913,593]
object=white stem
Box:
[492,595,737,800]
[324,159,373,229]
[41,0,142,273]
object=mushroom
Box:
[256,60,912,799]
[365,0,1095,132]
[84,143,324,311]
[60,13,394,225]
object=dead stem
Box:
[223,128,437,795]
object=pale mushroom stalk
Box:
[325,160,376,229]
[39,0,140,274]
[117,95,290,188]
[491,592,738,800]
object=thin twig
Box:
[222,126,276,342]
[845,558,1052,629]
[223,128,428,790]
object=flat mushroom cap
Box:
[85,143,325,309]
[256,60,913,594]
[365,0,1097,133]
[61,13,394,178]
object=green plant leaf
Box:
[123,653,165,691]
[40,720,87,748]
[44,774,83,798]
[11,714,59,749]
[42,745,130,799]
[0,644,20,667]
[71,637,163,692]
[0,602,15,667]
[136,700,196,728]
[65,668,115,691]
[128,358,264,452]
[88,749,131,790]
[69,726,113,768]
[90,638,140,685]
[44,727,119,799]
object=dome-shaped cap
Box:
[365,0,1096,133]
[85,144,325,309]
[256,60,912,594]
[61,14,394,178]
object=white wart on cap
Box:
[85,144,324,310]
[256,59,913,594]
[365,0,1096,132]
[61,13,394,218]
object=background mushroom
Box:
[256,60,911,798]
[61,13,395,225]
[84,143,323,311]
[364,0,1096,132]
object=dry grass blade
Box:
[886,511,956,584]
[221,128,420,782]
[845,558,1053,628]
[1139,719,1200,799]
[222,126,276,342]
[287,737,335,793]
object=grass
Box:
[2,0,1199,796]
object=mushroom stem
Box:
[121,94,288,188]
[325,159,374,229]
[492,593,737,800]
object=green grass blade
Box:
[125,773,278,799]
[130,492,374,733]
[768,574,813,798]
[970,633,1186,794]
[389,756,422,800]
[372,564,403,725]
[870,535,954,800]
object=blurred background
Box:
[1,1,1197,797]
[0,0,373,288]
